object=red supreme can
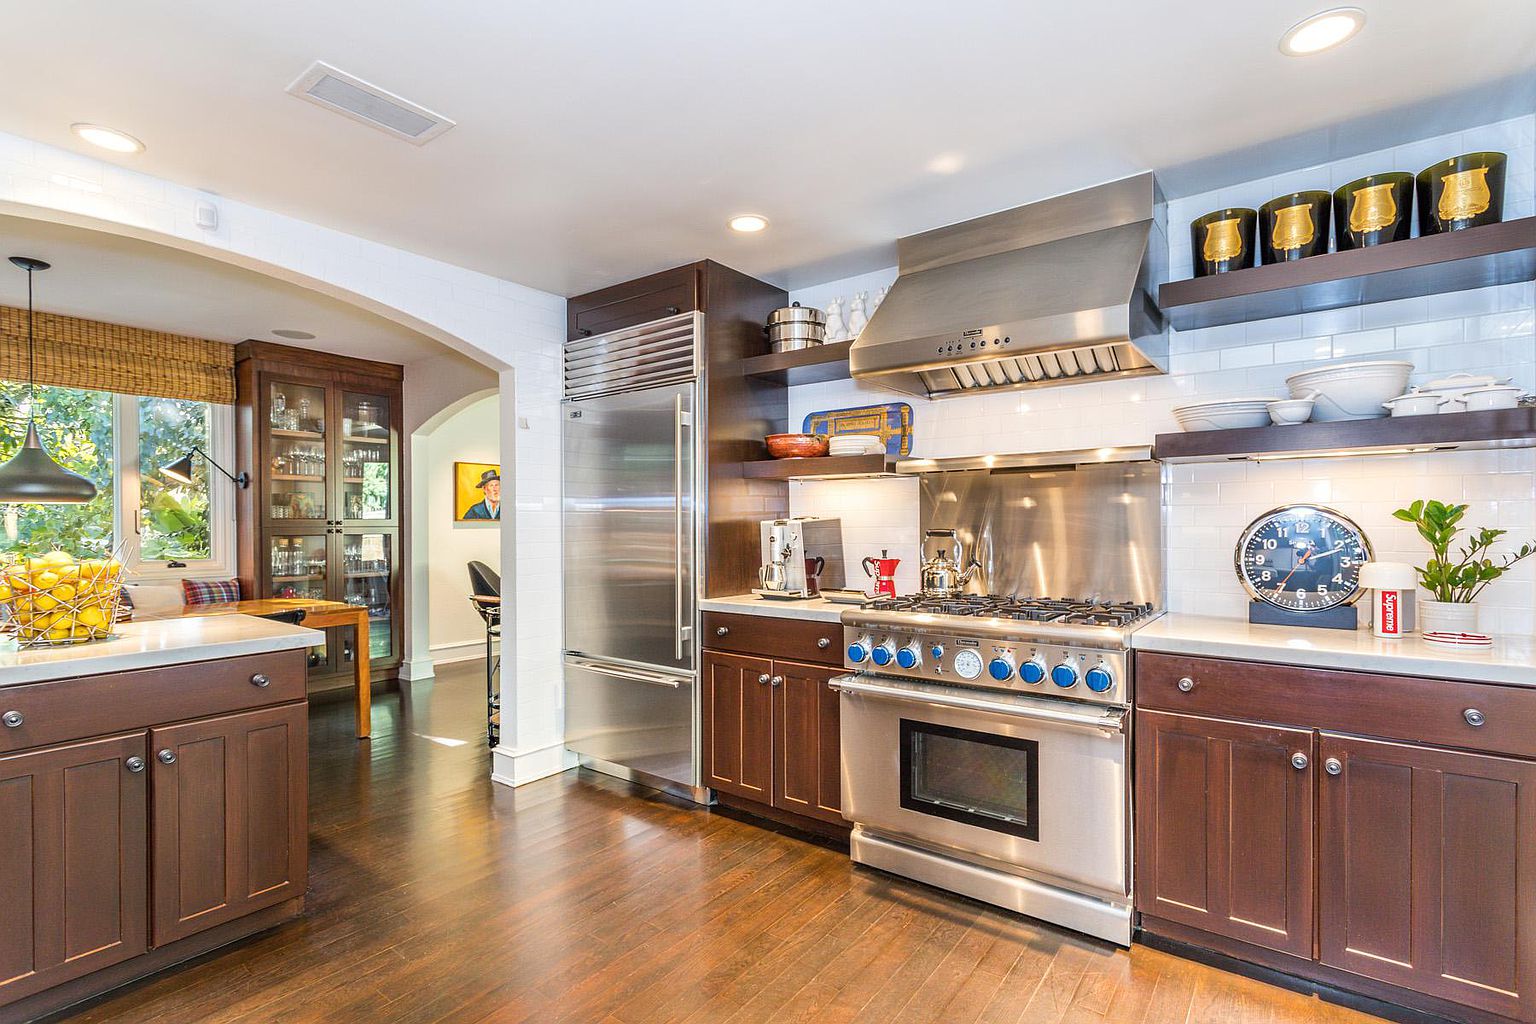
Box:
[1360,562,1417,639]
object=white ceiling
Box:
[3,1,1533,296]
[0,215,450,364]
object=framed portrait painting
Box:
[454,462,502,522]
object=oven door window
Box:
[899,719,1039,841]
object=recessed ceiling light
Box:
[272,329,317,340]
[70,123,144,154]
[1279,7,1366,56]
[728,214,769,234]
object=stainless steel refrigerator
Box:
[561,313,705,802]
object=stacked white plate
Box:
[828,434,885,456]
[1422,631,1494,649]
[1172,398,1283,432]
[1285,360,1413,422]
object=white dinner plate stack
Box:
[1171,398,1283,431]
[828,433,885,456]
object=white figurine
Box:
[824,296,849,342]
[871,285,889,313]
[847,292,870,337]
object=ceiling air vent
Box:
[286,61,455,145]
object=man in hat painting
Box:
[461,469,501,520]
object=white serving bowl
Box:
[1285,360,1414,422]
[1381,389,1444,417]
[1267,397,1315,425]
[1425,372,1509,412]
[1464,384,1522,411]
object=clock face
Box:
[1236,505,1373,612]
[952,649,984,680]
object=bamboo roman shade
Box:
[0,305,235,404]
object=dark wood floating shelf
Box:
[1154,408,1536,463]
[1159,217,1536,331]
[741,453,893,479]
[741,340,854,386]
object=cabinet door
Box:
[1135,710,1315,959]
[263,375,332,525]
[151,703,308,946]
[338,528,398,666]
[702,651,773,801]
[0,733,147,1008]
[568,264,699,340]
[772,659,842,824]
[1319,733,1536,1021]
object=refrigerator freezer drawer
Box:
[564,657,697,789]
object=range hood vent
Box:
[851,173,1168,399]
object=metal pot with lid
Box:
[765,302,827,353]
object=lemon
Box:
[32,570,59,590]
[47,623,72,641]
[33,592,58,611]
[77,606,106,629]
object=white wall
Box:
[787,114,1536,637]
[0,130,571,785]
[423,396,502,663]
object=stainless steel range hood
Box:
[850,173,1167,399]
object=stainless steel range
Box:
[832,450,1163,946]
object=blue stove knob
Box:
[847,638,870,664]
[988,655,1015,681]
[896,644,920,669]
[1019,660,1047,685]
[1051,663,1080,688]
[871,640,895,666]
[1085,666,1114,693]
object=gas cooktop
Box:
[862,594,1156,628]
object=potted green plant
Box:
[1393,499,1534,633]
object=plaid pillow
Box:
[182,578,241,606]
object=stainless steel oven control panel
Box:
[842,626,1129,707]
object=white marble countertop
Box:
[1132,613,1536,686]
[0,615,324,688]
[699,594,851,624]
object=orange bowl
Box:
[765,433,829,459]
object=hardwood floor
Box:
[50,661,1391,1024]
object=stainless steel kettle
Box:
[919,529,981,597]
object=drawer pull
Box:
[251,673,271,688]
[1324,757,1342,776]
[770,675,783,688]
[1176,677,1195,692]
[1291,752,1309,770]
[1464,708,1486,727]
[126,757,146,774]
[158,749,178,765]
[716,626,729,637]
[2,710,22,729]
[758,673,770,685]
[817,637,831,649]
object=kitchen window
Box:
[0,380,236,576]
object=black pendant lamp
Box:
[0,257,97,503]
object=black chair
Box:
[257,609,309,626]
[467,561,501,745]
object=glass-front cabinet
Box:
[236,343,404,689]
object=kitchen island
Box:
[0,615,320,1024]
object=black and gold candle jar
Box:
[1416,151,1506,234]
[1190,207,1256,277]
[1333,172,1414,250]
[1259,191,1331,263]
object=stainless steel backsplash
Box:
[916,461,1164,605]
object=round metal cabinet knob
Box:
[817,637,831,649]
[2,710,23,729]
[1324,757,1343,776]
[250,673,271,688]
[158,749,177,765]
[770,675,784,688]
[716,626,729,637]
[126,757,146,774]
[1464,708,1486,727]
[1177,677,1195,692]
[1291,752,1309,770]
[757,674,770,685]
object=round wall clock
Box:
[1235,504,1374,613]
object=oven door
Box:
[834,675,1128,901]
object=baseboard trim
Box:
[491,741,577,788]
[398,656,436,681]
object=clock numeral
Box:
[1260,570,1273,582]
[1297,521,1312,533]
[1263,538,1278,550]
[1333,573,1343,584]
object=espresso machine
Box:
[755,517,846,598]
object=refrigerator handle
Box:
[673,393,690,661]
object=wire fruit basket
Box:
[0,547,126,647]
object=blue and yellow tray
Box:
[802,403,913,456]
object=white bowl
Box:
[1464,385,1522,411]
[1382,390,1444,417]
[1426,372,1509,413]
[1267,398,1314,425]
[1286,360,1414,422]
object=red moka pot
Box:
[862,550,900,598]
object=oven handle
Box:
[830,675,1125,735]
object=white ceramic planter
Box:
[1419,599,1479,634]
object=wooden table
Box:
[151,598,372,739]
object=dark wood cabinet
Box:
[567,264,701,341]
[0,733,148,1007]
[702,627,845,832]
[1318,733,1536,1022]
[773,659,842,825]
[150,703,308,946]
[235,342,404,689]
[1136,650,1536,1024]
[702,651,773,802]
[1135,710,1314,959]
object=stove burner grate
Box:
[862,594,1156,628]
